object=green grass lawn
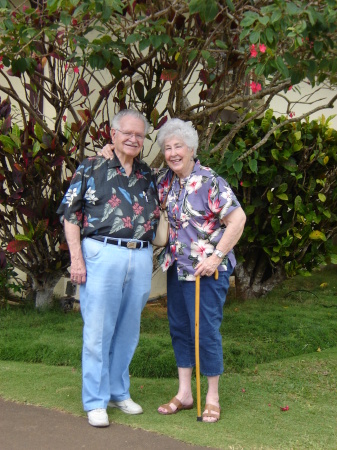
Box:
[0,265,336,449]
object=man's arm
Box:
[64,219,87,284]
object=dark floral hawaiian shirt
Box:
[156,160,241,280]
[57,154,159,241]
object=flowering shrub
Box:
[200,111,337,298]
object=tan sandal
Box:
[157,396,193,415]
[202,403,220,422]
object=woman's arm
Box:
[194,207,246,277]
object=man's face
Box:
[111,116,146,161]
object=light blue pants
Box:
[80,237,153,411]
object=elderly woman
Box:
[101,118,246,423]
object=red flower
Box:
[74,66,79,74]
[250,44,258,58]
[108,195,121,208]
[250,81,262,94]
[122,217,133,228]
[133,203,144,215]
[144,220,152,231]
[280,405,289,411]
[259,44,267,53]
[289,111,295,118]
[62,115,67,122]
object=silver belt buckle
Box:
[127,241,137,249]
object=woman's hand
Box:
[98,143,115,159]
[194,254,221,278]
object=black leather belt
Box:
[90,236,149,249]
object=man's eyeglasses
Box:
[115,129,145,141]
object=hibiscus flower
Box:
[191,239,214,261]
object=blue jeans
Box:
[167,261,233,377]
[80,237,153,411]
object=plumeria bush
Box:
[200,111,337,298]
[0,0,337,306]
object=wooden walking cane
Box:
[195,269,218,422]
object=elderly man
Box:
[57,110,159,427]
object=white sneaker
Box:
[87,408,109,427]
[108,398,143,415]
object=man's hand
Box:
[98,143,114,159]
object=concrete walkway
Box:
[0,398,217,450]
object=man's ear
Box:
[110,128,116,142]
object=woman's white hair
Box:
[157,118,199,157]
[111,109,150,135]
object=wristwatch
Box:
[214,248,224,259]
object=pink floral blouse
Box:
[156,160,241,281]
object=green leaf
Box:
[233,160,243,173]
[249,31,260,44]
[318,193,326,202]
[60,11,71,26]
[226,0,235,12]
[14,234,32,242]
[8,133,21,148]
[32,141,41,157]
[240,12,259,27]
[275,56,289,78]
[276,193,288,201]
[271,216,281,232]
[189,0,218,22]
[267,190,274,202]
[271,256,280,263]
[258,16,269,26]
[330,254,337,264]
[282,157,298,172]
[35,123,44,142]
[266,28,274,44]
[309,230,326,241]
[270,10,282,23]
[249,159,258,173]
[294,196,302,211]
[12,58,28,74]
[201,50,211,60]
[188,49,198,62]
[125,34,141,45]
[0,135,15,153]
[286,2,301,15]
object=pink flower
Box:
[65,64,69,72]
[132,203,144,215]
[108,195,121,208]
[259,44,267,53]
[122,217,133,228]
[23,5,29,12]
[62,115,67,122]
[144,220,152,232]
[250,81,262,94]
[250,44,258,58]
[288,85,293,91]
[74,66,79,74]
[289,111,295,118]
[280,405,289,411]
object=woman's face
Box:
[164,136,194,179]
